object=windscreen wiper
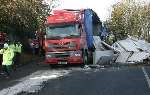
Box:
[64,35,79,38]
[47,36,64,40]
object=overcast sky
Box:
[46,0,150,21]
[53,0,119,21]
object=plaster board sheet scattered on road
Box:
[0,70,70,95]
[128,52,150,63]
[133,40,148,51]
[93,50,114,64]
[93,36,104,50]
[115,52,132,63]
[112,42,125,52]
[147,43,150,53]
[117,39,139,52]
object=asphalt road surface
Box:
[0,63,150,95]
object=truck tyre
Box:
[49,64,56,69]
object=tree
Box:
[0,0,55,38]
[107,0,150,42]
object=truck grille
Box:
[54,45,68,49]
[53,53,69,58]
[47,52,70,58]
[48,42,76,49]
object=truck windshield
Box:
[46,24,80,39]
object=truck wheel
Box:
[49,64,56,69]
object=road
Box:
[0,62,150,95]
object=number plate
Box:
[58,62,67,64]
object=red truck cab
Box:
[44,10,87,65]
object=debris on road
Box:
[93,36,150,65]
[93,36,116,65]
[112,36,150,64]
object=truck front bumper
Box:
[45,57,83,64]
[45,51,83,64]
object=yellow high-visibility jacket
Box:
[9,44,17,52]
[0,48,14,65]
[16,43,22,53]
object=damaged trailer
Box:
[93,36,116,65]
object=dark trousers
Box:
[15,52,21,66]
[0,55,2,70]
[2,65,12,76]
[12,53,17,70]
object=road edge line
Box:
[142,67,150,88]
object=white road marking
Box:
[142,67,150,88]
[0,70,70,95]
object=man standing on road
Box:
[0,43,14,78]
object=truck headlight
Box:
[69,42,76,48]
[74,54,81,56]
[46,54,52,58]
[70,51,81,57]
[48,44,54,48]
